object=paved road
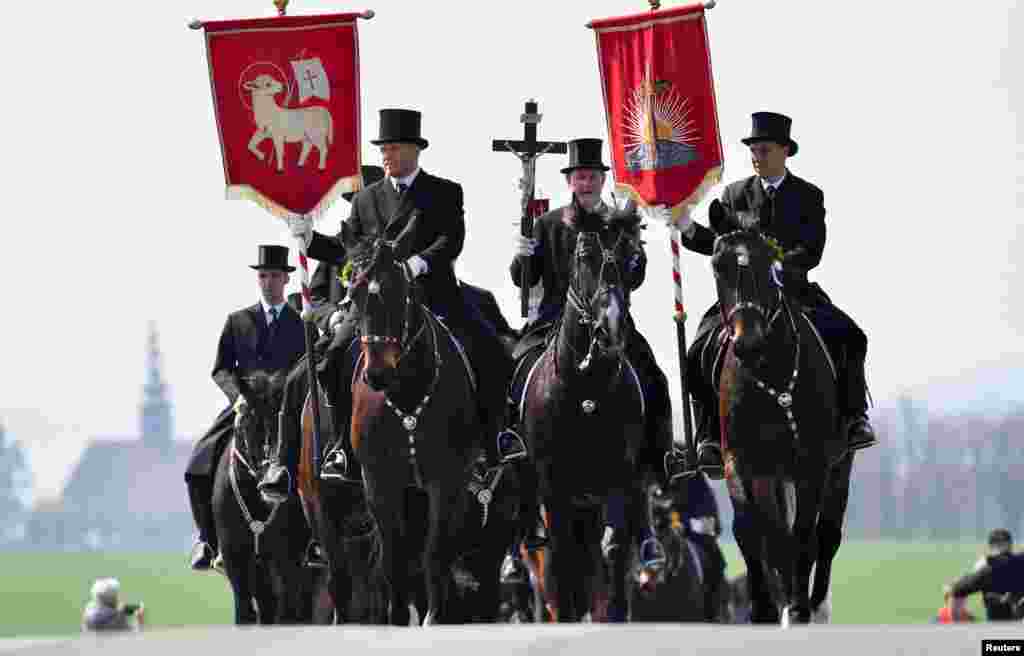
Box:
[4,624,1024,656]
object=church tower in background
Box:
[140,322,174,454]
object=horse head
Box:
[712,229,784,362]
[235,369,287,471]
[346,237,421,392]
[565,213,642,371]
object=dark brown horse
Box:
[339,236,479,625]
[711,229,849,625]
[520,216,648,622]
[212,370,326,624]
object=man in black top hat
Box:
[509,137,685,567]
[650,111,877,479]
[260,109,518,511]
[185,245,306,570]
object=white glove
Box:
[638,204,673,227]
[288,216,313,248]
[516,236,538,257]
[405,255,429,279]
[328,309,344,333]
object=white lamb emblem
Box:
[243,68,333,172]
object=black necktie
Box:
[267,307,279,341]
[765,185,776,200]
[397,182,408,196]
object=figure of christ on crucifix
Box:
[492,100,567,317]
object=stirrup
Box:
[697,441,724,479]
[303,541,329,569]
[639,536,667,570]
[320,449,361,484]
[665,450,696,484]
[497,429,528,464]
[258,465,291,503]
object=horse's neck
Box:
[392,306,437,397]
[553,303,621,383]
[554,303,588,376]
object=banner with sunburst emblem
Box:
[589,3,722,216]
[198,12,367,221]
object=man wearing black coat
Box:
[662,112,877,478]
[510,138,685,567]
[185,245,306,570]
[260,109,517,509]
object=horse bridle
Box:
[564,229,632,372]
[714,230,803,441]
[715,230,782,327]
[352,244,428,368]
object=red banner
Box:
[590,3,723,215]
[200,13,364,219]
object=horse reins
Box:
[716,230,804,442]
[563,229,631,375]
[352,249,441,489]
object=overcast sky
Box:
[2,0,1020,499]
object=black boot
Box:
[259,412,296,504]
[844,356,877,451]
[687,399,723,480]
[186,475,217,571]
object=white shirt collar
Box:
[259,299,287,323]
[760,170,788,192]
[390,167,421,192]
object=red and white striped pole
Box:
[293,218,324,480]
[669,224,697,471]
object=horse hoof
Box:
[811,599,832,624]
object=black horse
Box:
[341,236,480,626]
[519,215,649,622]
[212,370,325,624]
[710,229,849,625]
[630,484,720,622]
[447,456,526,623]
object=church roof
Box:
[61,437,194,517]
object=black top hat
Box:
[343,165,386,202]
[741,111,799,156]
[370,109,428,149]
[560,138,611,174]
[250,245,295,272]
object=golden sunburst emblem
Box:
[623,66,699,172]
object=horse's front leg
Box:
[366,484,411,627]
[731,480,779,624]
[811,454,853,620]
[790,470,826,625]
[423,481,464,625]
[223,552,258,625]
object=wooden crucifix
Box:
[492,100,567,318]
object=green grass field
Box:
[0,541,989,636]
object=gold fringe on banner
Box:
[614,165,722,220]
[226,173,363,222]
